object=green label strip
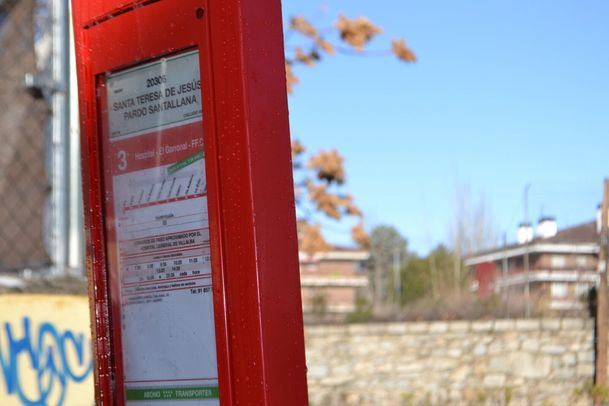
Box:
[167,150,204,175]
[126,386,219,401]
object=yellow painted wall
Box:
[0,294,94,405]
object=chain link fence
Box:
[0,0,51,272]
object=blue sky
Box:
[283,0,609,254]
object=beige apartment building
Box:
[466,216,599,311]
[299,248,370,317]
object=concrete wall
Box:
[305,319,594,405]
[0,295,93,405]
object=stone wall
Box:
[305,319,594,405]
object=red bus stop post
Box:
[72,0,309,404]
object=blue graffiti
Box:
[0,317,93,405]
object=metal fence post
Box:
[67,0,84,275]
[49,0,70,276]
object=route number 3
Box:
[117,150,127,171]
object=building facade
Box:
[299,249,369,317]
[465,218,599,311]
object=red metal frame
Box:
[72,0,308,404]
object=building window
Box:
[551,255,566,268]
[575,283,590,298]
[551,283,568,298]
[576,255,587,267]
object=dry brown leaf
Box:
[308,149,345,184]
[344,195,363,217]
[294,47,320,66]
[291,139,306,157]
[391,38,417,63]
[336,15,382,51]
[285,62,299,94]
[290,16,319,39]
[307,183,342,219]
[298,220,330,254]
[352,223,370,249]
[316,38,335,55]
